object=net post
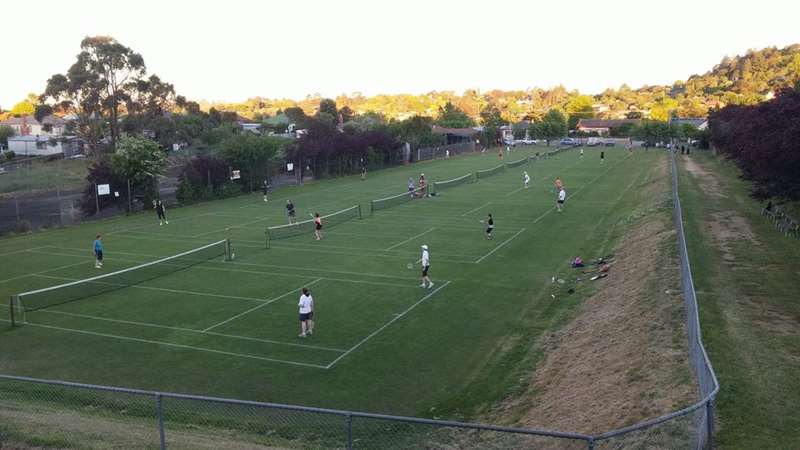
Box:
[9,296,15,327]
[369,201,374,216]
[265,228,271,249]
[357,204,362,219]
[224,238,233,261]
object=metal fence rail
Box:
[0,149,718,449]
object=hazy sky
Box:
[2,0,798,108]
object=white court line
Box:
[0,245,49,258]
[0,259,89,285]
[474,228,526,264]
[384,228,436,251]
[325,280,452,369]
[32,273,266,304]
[23,307,344,353]
[203,278,323,332]
[192,215,274,238]
[106,212,215,236]
[504,186,526,197]
[43,246,426,282]
[0,318,328,369]
[460,201,492,216]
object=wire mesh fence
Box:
[0,148,718,450]
[416,142,476,162]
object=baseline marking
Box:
[460,201,492,216]
[0,259,89,285]
[23,307,344,353]
[325,280,452,369]
[0,318,329,369]
[384,228,436,251]
[32,273,266,304]
[203,278,323,332]
[474,228,526,263]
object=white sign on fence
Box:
[286,163,294,172]
[230,170,241,180]
[97,184,111,196]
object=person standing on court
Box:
[286,200,296,224]
[420,244,433,289]
[93,234,104,268]
[600,150,605,164]
[298,287,314,337]
[557,188,566,212]
[154,200,168,225]
[262,179,269,202]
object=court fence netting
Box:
[1,150,718,449]
[369,188,425,214]
[265,205,362,248]
[430,173,474,195]
[475,163,506,180]
[8,239,232,326]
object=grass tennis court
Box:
[0,146,665,416]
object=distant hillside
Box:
[205,44,800,123]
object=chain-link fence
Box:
[0,150,718,449]
[416,142,476,162]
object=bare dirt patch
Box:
[509,217,695,436]
[708,211,761,261]
[683,156,723,197]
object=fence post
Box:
[706,399,715,449]
[346,413,353,450]
[156,394,167,450]
[587,437,594,450]
[94,182,100,217]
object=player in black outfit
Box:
[155,200,168,225]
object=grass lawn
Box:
[678,151,800,449]
[0,146,664,424]
[0,157,89,194]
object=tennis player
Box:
[600,151,605,164]
[484,213,494,240]
[262,179,269,202]
[286,200,296,224]
[557,188,566,212]
[554,177,564,192]
[313,212,323,240]
[420,244,433,288]
[418,174,426,198]
[154,200,168,225]
[93,234,103,268]
[361,166,367,181]
[580,148,584,158]
[298,287,314,337]
[523,171,531,189]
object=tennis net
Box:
[506,158,528,169]
[266,205,361,248]
[431,173,473,194]
[10,239,231,322]
[476,163,506,180]
[370,188,424,214]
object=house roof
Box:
[670,118,707,128]
[0,115,66,126]
[431,125,479,137]
[576,119,641,129]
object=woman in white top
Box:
[557,188,566,212]
[298,287,314,337]
[420,245,433,289]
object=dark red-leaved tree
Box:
[709,89,800,200]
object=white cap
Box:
[421,244,428,250]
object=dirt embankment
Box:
[505,158,695,435]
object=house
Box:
[431,125,480,144]
[670,118,708,130]
[575,119,641,135]
[7,135,83,156]
[0,115,67,136]
[499,125,514,143]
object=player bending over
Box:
[420,244,433,289]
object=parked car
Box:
[560,138,579,146]
[586,137,602,147]
[604,140,616,147]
